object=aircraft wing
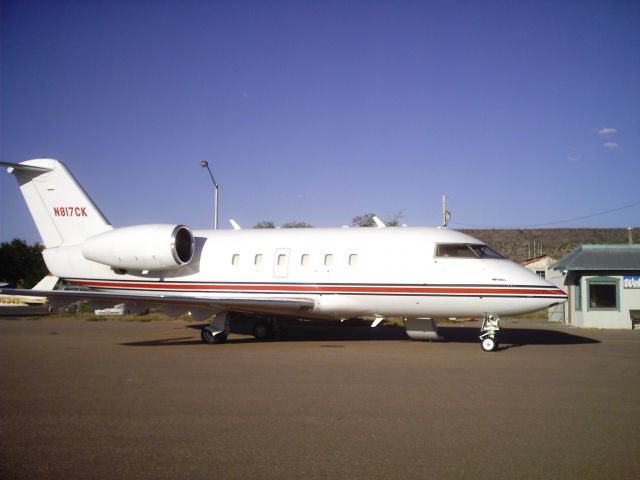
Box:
[0,288,316,317]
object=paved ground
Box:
[0,317,639,479]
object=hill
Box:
[459,228,636,262]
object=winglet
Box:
[372,216,386,228]
[230,219,241,230]
[32,275,59,291]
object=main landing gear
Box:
[201,327,227,344]
[252,316,289,340]
[479,314,500,352]
[200,312,286,344]
[201,312,230,344]
[252,321,275,340]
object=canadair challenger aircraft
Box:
[0,159,566,351]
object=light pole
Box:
[200,160,219,230]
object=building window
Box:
[574,283,582,311]
[589,284,616,309]
[349,254,358,266]
[587,277,619,310]
[301,254,309,266]
[232,254,240,266]
[254,254,262,266]
[324,254,333,266]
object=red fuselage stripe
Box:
[69,280,566,297]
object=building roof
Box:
[520,254,557,267]
[521,254,546,266]
[552,244,640,271]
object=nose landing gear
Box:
[479,314,500,352]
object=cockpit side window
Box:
[435,243,476,258]
[435,243,505,259]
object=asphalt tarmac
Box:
[1,317,639,479]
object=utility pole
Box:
[200,161,219,230]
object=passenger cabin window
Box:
[349,254,358,266]
[301,254,310,266]
[324,254,333,266]
[277,254,287,266]
[254,254,262,266]
[435,243,504,259]
[232,254,240,266]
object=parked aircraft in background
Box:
[0,159,566,351]
[0,275,58,314]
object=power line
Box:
[450,200,640,229]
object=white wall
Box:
[578,275,640,329]
[547,270,640,329]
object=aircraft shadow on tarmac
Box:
[120,323,600,348]
[437,326,600,348]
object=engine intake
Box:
[82,224,195,271]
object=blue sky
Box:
[2,0,639,244]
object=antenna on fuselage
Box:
[442,194,451,228]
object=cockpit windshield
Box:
[435,243,505,259]
[468,244,504,258]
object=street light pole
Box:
[200,160,219,230]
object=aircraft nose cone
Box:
[537,276,567,303]
[508,261,567,302]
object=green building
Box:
[549,245,640,329]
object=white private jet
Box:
[0,159,566,351]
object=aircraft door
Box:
[273,248,290,278]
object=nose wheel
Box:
[479,315,500,352]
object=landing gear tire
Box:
[253,322,270,340]
[479,314,500,352]
[481,337,498,352]
[201,327,227,344]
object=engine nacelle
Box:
[82,224,195,271]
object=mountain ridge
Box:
[459,227,637,262]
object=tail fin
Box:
[1,159,112,248]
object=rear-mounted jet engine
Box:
[82,224,194,271]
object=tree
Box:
[0,239,48,288]
[282,221,313,228]
[385,210,404,227]
[352,211,404,227]
[254,220,313,228]
[352,213,377,227]
[254,221,276,229]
